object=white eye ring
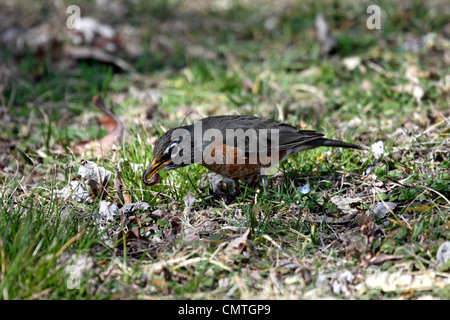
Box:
[164,142,179,155]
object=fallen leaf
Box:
[365,254,404,266]
[78,160,112,199]
[371,201,397,218]
[241,77,254,93]
[305,211,358,224]
[224,228,251,258]
[183,220,218,242]
[121,202,152,231]
[126,228,141,240]
[122,201,152,216]
[97,200,119,224]
[119,227,151,255]
[74,96,125,156]
[58,180,93,204]
[63,45,135,72]
[405,204,434,213]
[150,209,169,221]
[330,195,363,215]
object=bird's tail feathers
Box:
[310,138,362,150]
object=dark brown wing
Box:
[198,115,321,153]
[198,115,360,155]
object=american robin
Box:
[143,115,361,186]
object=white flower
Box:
[371,141,387,162]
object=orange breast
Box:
[201,141,286,178]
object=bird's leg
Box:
[258,175,269,196]
[239,175,263,190]
[259,175,269,187]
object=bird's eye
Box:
[164,141,179,156]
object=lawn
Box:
[0,0,449,300]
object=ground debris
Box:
[363,270,450,293]
[370,201,397,219]
[78,159,112,199]
[436,241,450,270]
[223,228,252,259]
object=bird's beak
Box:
[142,158,171,186]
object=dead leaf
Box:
[183,220,219,242]
[122,201,152,217]
[405,204,435,213]
[150,209,169,221]
[241,77,254,93]
[224,228,252,258]
[73,96,125,156]
[365,254,404,266]
[120,202,154,248]
[97,200,119,224]
[127,228,141,240]
[65,17,138,70]
[371,201,397,218]
[330,195,363,215]
[19,23,63,60]
[305,211,358,224]
[78,160,112,199]
[151,278,168,291]
[63,45,135,72]
[58,180,93,204]
[68,17,114,45]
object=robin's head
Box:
[143,126,193,186]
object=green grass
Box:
[0,178,100,299]
[0,0,449,300]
